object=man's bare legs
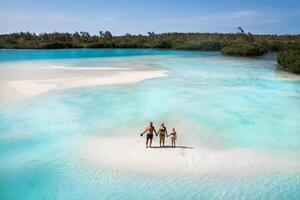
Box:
[146,138,149,148]
[149,138,153,148]
[146,138,153,148]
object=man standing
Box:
[140,122,157,148]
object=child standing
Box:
[168,128,177,147]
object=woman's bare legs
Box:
[159,136,162,147]
[159,135,166,147]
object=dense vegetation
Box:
[277,50,300,74]
[221,43,268,56]
[1,31,299,52]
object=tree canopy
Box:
[221,43,268,56]
[277,50,300,74]
[1,31,299,52]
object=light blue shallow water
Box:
[1,49,300,199]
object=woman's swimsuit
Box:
[159,127,166,137]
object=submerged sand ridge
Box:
[81,136,300,176]
[0,62,168,105]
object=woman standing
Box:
[157,123,167,147]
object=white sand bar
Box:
[0,63,168,104]
[50,65,131,70]
[81,136,300,176]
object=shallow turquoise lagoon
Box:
[0,49,300,199]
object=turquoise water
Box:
[1,49,300,199]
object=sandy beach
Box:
[81,135,300,176]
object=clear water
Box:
[1,49,300,199]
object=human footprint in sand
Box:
[140,122,157,148]
[168,128,177,147]
[157,123,168,147]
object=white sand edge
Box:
[50,65,131,70]
[81,136,300,176]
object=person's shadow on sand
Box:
[150,145,193,149]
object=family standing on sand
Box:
[140,122,177,148]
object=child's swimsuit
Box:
[171,132,176,140]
